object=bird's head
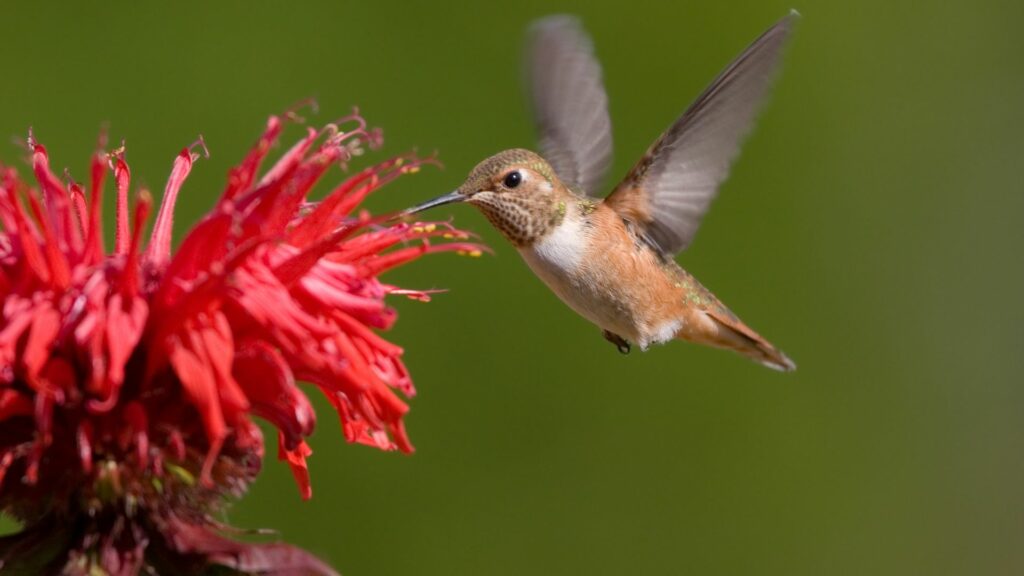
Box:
[405,149,568,246]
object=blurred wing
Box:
[527,15,613,196]
[606,12,797,255]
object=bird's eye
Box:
[503,171,522,189]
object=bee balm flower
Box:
[0,110,482,575]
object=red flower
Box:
[0,108,483,575]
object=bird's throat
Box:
[475,194,567,247]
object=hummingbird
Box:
[406,12,798,371]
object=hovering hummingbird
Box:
[407,12,798,370]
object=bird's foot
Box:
[602,330,631,355]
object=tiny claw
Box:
[603,330,631,355]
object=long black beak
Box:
[403,191,467,216]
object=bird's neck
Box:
[519,195,597,265]
[479,188,578,248]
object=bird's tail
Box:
[686,308,796,372]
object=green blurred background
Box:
[3,1,1023,574]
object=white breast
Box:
[524,215,586,273]
[517,211,653,343]
[518,214,635,336]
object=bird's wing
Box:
[526,15,613,197]
[605,12,797,256]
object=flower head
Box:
[0,108,482,574]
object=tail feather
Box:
[697,309,796,372]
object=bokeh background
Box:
[2,1,1022,574]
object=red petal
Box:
[252,144,343,235]
[23,304,60,384]
[112,154,131,255]
[234,341,315,447]
[278,434,313,500]
[67,182,86,256]
[200,311,249,421]
[29,141,75,252]
[0,389,32,421]
[158,211,234,305]
[25,192,70,289]
[86,148,107,261]
[287,167,381,247]
[102,293,148,401]
[221,115,283,202]
[148,148,196,266]
[167,323,227,485]
[6,193,50,284]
